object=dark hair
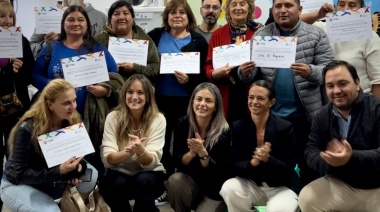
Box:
[162,0,197,31]
[202,0,223,5]
[108,1,135,24]
[273,0,300,6]
[322,60,360,82]
[250,80,276,100]
[58,5,95,53]
[337,0,365,8]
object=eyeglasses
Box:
[202,5,221,11]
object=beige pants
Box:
[220,177,298,212]
[299,176,380,212]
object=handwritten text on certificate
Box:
[160,52,200,74]
[35,7,65,34]
[0,27,23,58]
[326,8,372,43]
[61,51,109,88]
[301,0,333,14]
[251,36,297,68]
[38,123,95,168]
[108,37,149,66]
[213,41,251,69]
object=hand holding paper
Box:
[59,156,83,175]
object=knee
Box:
[166,172,190,193]
[219,178,240,199]
[298,184,317,210]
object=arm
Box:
[307,29,334,86]
[31,45,50,91]
[364,33,380,97]
[304,112,330,175]
[203,129,232,171]
[9,122,62,184]
[238,37,259,83]
[29,31,46,58]
[139,114,166,169]
[101,112,135,167]
[13,36,34,87]
[299,3,334,24]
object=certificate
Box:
[35,7,65,34]
[251,36,297,68]
[160,52,200,74]
[301,0,333,14]
[0,27,23,58]
[212,41,251,69]
[38,123,95,168]
[61,51,110,88]
[108,37,149,66]
[326,8,373,43]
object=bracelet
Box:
[137,149,146,158]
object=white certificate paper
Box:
[38,123,95,168]
[61,51,110,88]
[35,7,65,34]
[0,27,23,58]
[301,0,334,14]
[251,36,297,68]
[326,8,372,43]
[212,41,251,69]
[160,52,200,74]
[108,37,149,66]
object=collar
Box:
[274,19,302,36]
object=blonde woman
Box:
[0,79,98,212]
[100,74,166,212]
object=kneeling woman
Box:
[220,80,298,212]
[166,82,231,212]
[0,79,98,212]
[100,74,166,212]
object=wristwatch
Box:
[199,155,209,160]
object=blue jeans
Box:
[0,164,98,212]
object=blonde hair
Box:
[224,0,255,22]
[114,74,160,150]
[8,79,81,155]
[0,1,16,26]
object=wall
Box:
[14,0,380,40]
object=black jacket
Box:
[306,91,380,189]
[231,114,296,188]
[5,120,63,187]
[147,27,208,93]
[172,116,231,200]
[0,35,34,122]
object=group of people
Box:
[0,0,379,211]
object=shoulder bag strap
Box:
[69,186,87,212]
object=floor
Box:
[2,201,174,212]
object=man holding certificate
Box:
[1,79,98,212]
[240,0,333,191]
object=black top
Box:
[306,91,380,189]
[231,114,296,188]
[172,116,231,200]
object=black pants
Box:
[99,169,166,212]
[156,95,189,177]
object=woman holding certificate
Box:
[100,74,166,212]
[166,82,231,212]
[147,0,208,181]
[1,79,98,212]
[94,1,160,82]
[32,5,122,178]
[204,0,263,124]
[0,1,35,209]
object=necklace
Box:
[132,124,142,134]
